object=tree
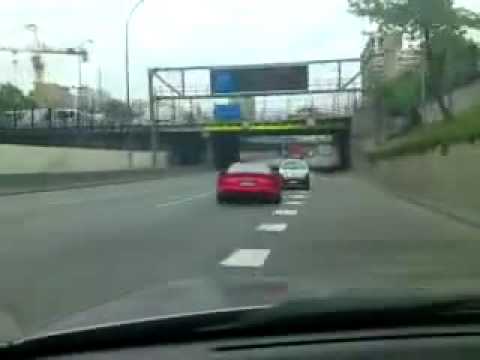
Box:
[380,70,422,115]
[349,0,480,121]
[100,98,132,124]
[0,83,36,111]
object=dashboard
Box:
[43,325,480,359]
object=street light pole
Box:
[76,40,93,126]
[125,0,148,167]
[125,0,145,110]
[125,22,131,110]
[77,57,82,126]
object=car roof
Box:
[227,162,272,174]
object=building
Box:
[361,32,422,92]
[31,82,74,108]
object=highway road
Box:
[1,166,480,340]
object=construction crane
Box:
[0,24,88,84]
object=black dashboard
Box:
[43,325,480,359]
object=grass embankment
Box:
[369,104,480,160]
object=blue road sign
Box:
[214,104,242,121]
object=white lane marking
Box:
[284,201,304,206]
[256,223,288,232]
[220,249,271,268]
[47,190,214,207]
[287,194,308,200]
[47,198,96,206]
[156,191,214,208]
[273,209,298,216]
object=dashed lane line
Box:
[156,191,214,208]
[284,201,304,206]
[256,223,288,232]
[273,209,298,216]
[287,194,309,200]
[220,249,271,268]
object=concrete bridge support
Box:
[166,133,207,166]
[210,134,240,170]
[337,130,352,170]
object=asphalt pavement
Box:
[1,165,480,340]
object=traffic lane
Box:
[0,172,220,263]
[0,171,284,337]
[261,173,480,297]
[0,169,215,217]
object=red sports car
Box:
[216,163,282,204]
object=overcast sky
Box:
[1,0,479,101]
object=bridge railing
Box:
[1,106,354,133]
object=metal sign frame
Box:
[148,58,362,105]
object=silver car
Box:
[279,159,310,190]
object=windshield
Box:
[1,0,480,347]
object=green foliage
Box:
[378,33,478,118]
[438,33,479,90]
[348,0,480,35]
[379,71,422,116]
[0,83,36,111]
[100,98,132,122]
[369,103,480,160]
[349,0,480,121]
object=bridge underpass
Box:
[205,117,352,169]
[0,58,360,169]
[0,116,352,169]
[146,58,361,169]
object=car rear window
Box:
[227,163,272,174]
[281,161,308,170]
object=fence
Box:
[0,108,102,130]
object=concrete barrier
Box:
[0,169,169,196]
[0,144,167,174]
[0,144,173,195]
[362,143,480,228]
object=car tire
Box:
[217,194,226,204]
[273,195,282,204]
[304,181,311,191]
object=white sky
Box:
[0,0,479,101]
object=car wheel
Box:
[273,195,282,204]
[304,181,311,191]
[217,194,226,204]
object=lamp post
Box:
[126,0,145,111]
[125,0,149,167]
[77,39,93,125]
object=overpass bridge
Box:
[146,57,360,168]
[1,58,361,169]
[0,115,352,168]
